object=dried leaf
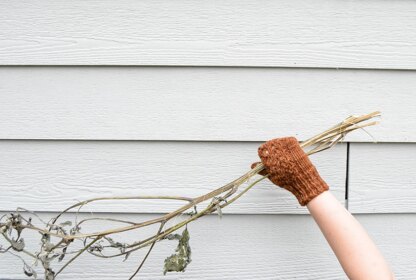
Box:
[23,263,37,278]
[70,225,81,235]
[163,228,191,275]
[216,204,222,219]
[105,236,124,248]
[165,233,181,241]
[0,225,7,234]
[123,252,131,262]
[45,269,55,280]
[43,241,55,251]
[58,246,67,262]
[10,238,25,251]
[59,221,72,227]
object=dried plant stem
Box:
[0,111,380,279]
[128,222,165,280]
[54,236,101,277]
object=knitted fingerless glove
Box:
[251,136,329,206]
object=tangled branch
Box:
[0,111,380,279]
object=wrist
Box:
[306,190,340,212]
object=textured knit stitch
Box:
[251,137,329,206]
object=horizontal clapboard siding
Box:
[0,67,414,142]
[2,1,415,279]
[0,140,346,214]
[349,143,416,213]
[0,212,414,279]
[1,1,416,69]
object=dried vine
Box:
[0,112,380,279]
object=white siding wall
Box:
[0,1,415,279]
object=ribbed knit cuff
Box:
[286,140,329,206]
[291,165,329,206]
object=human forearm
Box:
[307,191,395,280]
[252,137,395,279]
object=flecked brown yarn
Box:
[251,137,329,206]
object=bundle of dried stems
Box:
[0,111,380,280]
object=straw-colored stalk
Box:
[0,111,380,279]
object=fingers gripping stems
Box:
[251,137,329,206]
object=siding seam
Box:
[345,142,350,210]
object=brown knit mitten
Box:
[251,136,329,206]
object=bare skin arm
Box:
[252,137,395,279]
[307,190,395,280]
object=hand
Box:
[251,136,328,206]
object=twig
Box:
[128,222,165,279]
[54,235,102,277]
[0,111,381,279]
